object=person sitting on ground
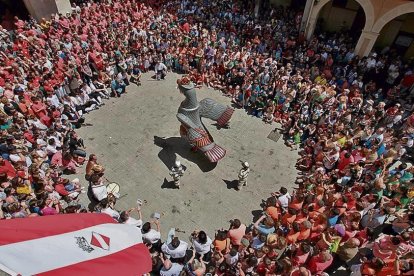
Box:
[130,64,142,85]
[154,60,167,80]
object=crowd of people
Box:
[1,0,414,275]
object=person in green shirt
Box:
[384,173,401,197]
[396,186,412,210]
[286,129,303,150]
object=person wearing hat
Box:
[237,161,250,190]
[169,160,184,189]
[89,164,107,203]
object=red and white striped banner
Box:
[0,213,152,276]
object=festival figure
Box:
[169,160,184,188]
[176,76,226,162]
[199,98,234,128]
[238,162,250,190]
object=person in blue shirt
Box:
[328,208,340,227]
[254,214,275,235]
[130,64,142,86]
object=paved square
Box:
[77,73,298,237]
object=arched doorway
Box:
[0,0,29,30]
[305,0,375,40]
[316,0,365,41]
[374,13,414,60]
[371,2,414,60]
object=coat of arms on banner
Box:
[75,232,111,252]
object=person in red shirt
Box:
[337,151,355,173]
[30,96,52,127]
[0,156,16,179]
[308,250,333,275]
[401,71,414,90]
[181,21,190,33]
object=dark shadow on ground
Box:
[153,136,217,172]
[161,177,179,189]
[212,123,231,130]
[223,179,238,190]
[230,102,242,109]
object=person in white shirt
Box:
[190,230,212,255]
[142,220,161,246]
[46,92,61,108]
[225,248,239,266]
[46,138,59,157]
[27,117,48,130]
[154,61,167,80]
[100,198,120,221]
[275,187,291,210]
[91,177,108,202]
[161,236,188,260]
[323,147,340,171]
[159,254,183,276]
[119,207,143,227]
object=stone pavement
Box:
[76,72,298,239]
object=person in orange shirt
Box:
[310,214,327,240]
[265,197,279,222]
[288,198,304,211]
[286,222,301,245]
[352,257,400,276]
[295,208,309,224]
[281,208,297,226]
[297,220,312,241]
[213,230,230,254]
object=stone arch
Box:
[372,2,414,33]
[306,0,375,39]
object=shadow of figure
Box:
[212,123,231,130]
[153,136,217,172]
[222,179,239,190]
[161,178,179,189]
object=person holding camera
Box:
[119,205,143,227]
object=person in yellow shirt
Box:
[39,18,51,31]
[315,73,328,85]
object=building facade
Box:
[302,0,414,58]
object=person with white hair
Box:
[159,252,183,276]
[237,161,250,190]
[169,160,184,188]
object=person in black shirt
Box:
[62,105,85,129]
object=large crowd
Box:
[0,0,414,275]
